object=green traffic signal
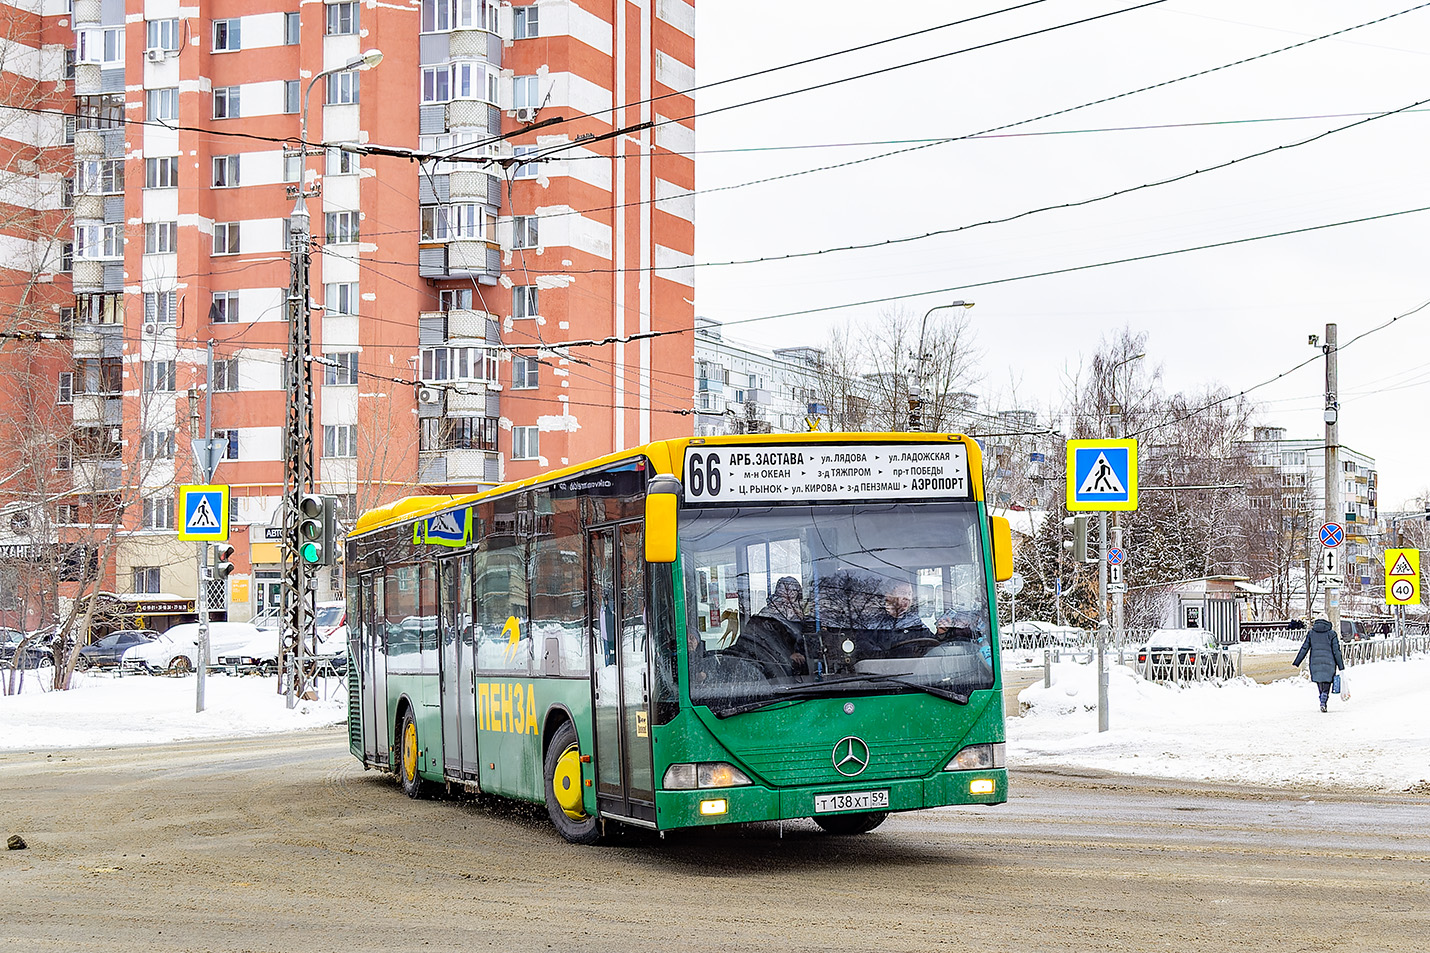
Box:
[295,494,337,566]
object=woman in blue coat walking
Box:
[1292,618,1345,712]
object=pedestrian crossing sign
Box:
[178,484,230,541]
[1066,439,1138,511]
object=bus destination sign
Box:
[683,442,971,504]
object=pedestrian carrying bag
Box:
[1331,673,1341,695]
[1338,672,1350,701]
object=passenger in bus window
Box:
[732,576,808,675]
[875,581,935,655]
[937,610,992,667]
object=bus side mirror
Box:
[645,475,682,564]
[990,515,1013,582]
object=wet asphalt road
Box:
[3,728,1425,952]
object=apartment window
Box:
[284,80,301,114]
[513,75,539,111]
[77,27,123,66]
[420,346,498,383]
[143,360,176,393]
[420,416,498,452]
[212,155,240,188]
[323,424,357,458]
[77,292,122,325]
[213,222,241,255]
[74,224,122,259]
[215,429,239,460]
[326,2,358,35]
[439,289,473,311]
[59,242,73,271]
[512,215,538,249]
[64,48,76,79]
[89,357,123,394]
[512,426,539,460]
[323,281,358,315]
[141,429,175,460]
[133,567,162,594]
[512,145,538,179]
[56,439,72,470]
[512,285,538,319]
[514,5,539,38]
[56,503,79,525]
[324,352,359,385]
[284,12,301,44]
[210,290,239,324]
[326,70,360,105]
[145,157,179,189]
[213,19,241,52]
[283,153,302,184]
[147,87,179,122]
[77,158,124,194]
[58,373,74,405]
[76,94,123,130]
[144,290,177,324]
[512,354,539,389]
[421,0,451,32]
[421,66,451,104]
[212,359,240,392]
[144,222,178,254]
[325,211,359,244]
[213,86,240,119]
[143,498,176,530]
[147,18,180,51]
[326,146,359,175]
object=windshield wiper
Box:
[711,673,969,718]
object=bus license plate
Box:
[814,790,889,814]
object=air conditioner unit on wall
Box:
[417,386,440,403]
[142,322,158,335]
[145,48,166,63]
[514,106,536,123]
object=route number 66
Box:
[686,452,722,498]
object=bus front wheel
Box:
[396,709,429,799]
[543,722,601,845]
[813,811,888,835]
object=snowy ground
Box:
[2,654,1426,795]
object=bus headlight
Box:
[662,762,753,790]
[945,743,1005,771]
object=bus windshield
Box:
[680,501,994,715]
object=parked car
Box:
[121,622,264,675]
[216,603,347,676]
[1,627,54,668]
[216,631,284,676]
[1006,620,1089,649]
[76,630,158,671]
[1134,630,1236,680]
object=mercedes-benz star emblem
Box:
[832,736,871,777]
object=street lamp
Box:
[280,49,382,707]
[910,300,975,431]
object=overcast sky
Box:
[690,0,1430,509]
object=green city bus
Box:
[345,433,1012,842]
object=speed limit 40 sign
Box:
[1385,548,1420,606]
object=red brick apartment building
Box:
[0,0,695,628]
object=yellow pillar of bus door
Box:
[438,555,479,781]
[588,522,656,823]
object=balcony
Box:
[418,242,501,284]
[417,449,501,485]
[71,393,122,426]
[71,459,123,492]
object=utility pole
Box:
[910,300,973,431]
[1322,323,1340,629]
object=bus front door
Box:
[589,522,656,824]
[361,573,389,763]
[438,555,480,780]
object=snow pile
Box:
[1010,655,1430,792]
[0,672,346,750]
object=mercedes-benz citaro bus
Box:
[345,433,1012,843]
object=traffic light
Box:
[1062,515,1089,563]
[297,494,336,566]
[211,542,236,582]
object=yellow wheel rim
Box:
[402,721,418,783]
[552,743,586,820]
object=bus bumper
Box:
[654,769,1007,829]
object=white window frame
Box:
[513,4,539,39]
[143,497,176,531]
[58,372,74,405]
[439,288,473,311]
[74,224,122,260]
[324,352,359,385]
[512,354,539,389]
[326,2,358,35]
[512,284,538,319]
[284,80,301,114]
[512,426,539,460]
[147,18,180,52]
[145,156,178,189]
[512,145,538,179]
[326,70,360,105]
[326,146,359,175]
[212,154,240,188]
[144,290,177,324]
[144,222,178,254]
[324,281,359,315]
[214,429,239,460]
[213,18,242,52]
[147,87,179,122]
[77,158,124,195]
[141,429,175,460]
[325,211,359,244]
[212,358,240,392]
[210,290,239,323]
[323,424,358,458]
[512,214,538,249]
[284,12,301,45]
[419,346,498,384]
[421,65,452,104]
[213,86,240,119]
[143,360,177,393]
[213,222,241,255]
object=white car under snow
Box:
[120,622,265,675]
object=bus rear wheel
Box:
[813,811,888,835]
[396,709,429,799]
[543,722,601,845]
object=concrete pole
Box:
[1097,510,1109,733]
[1323,323,1340,630]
